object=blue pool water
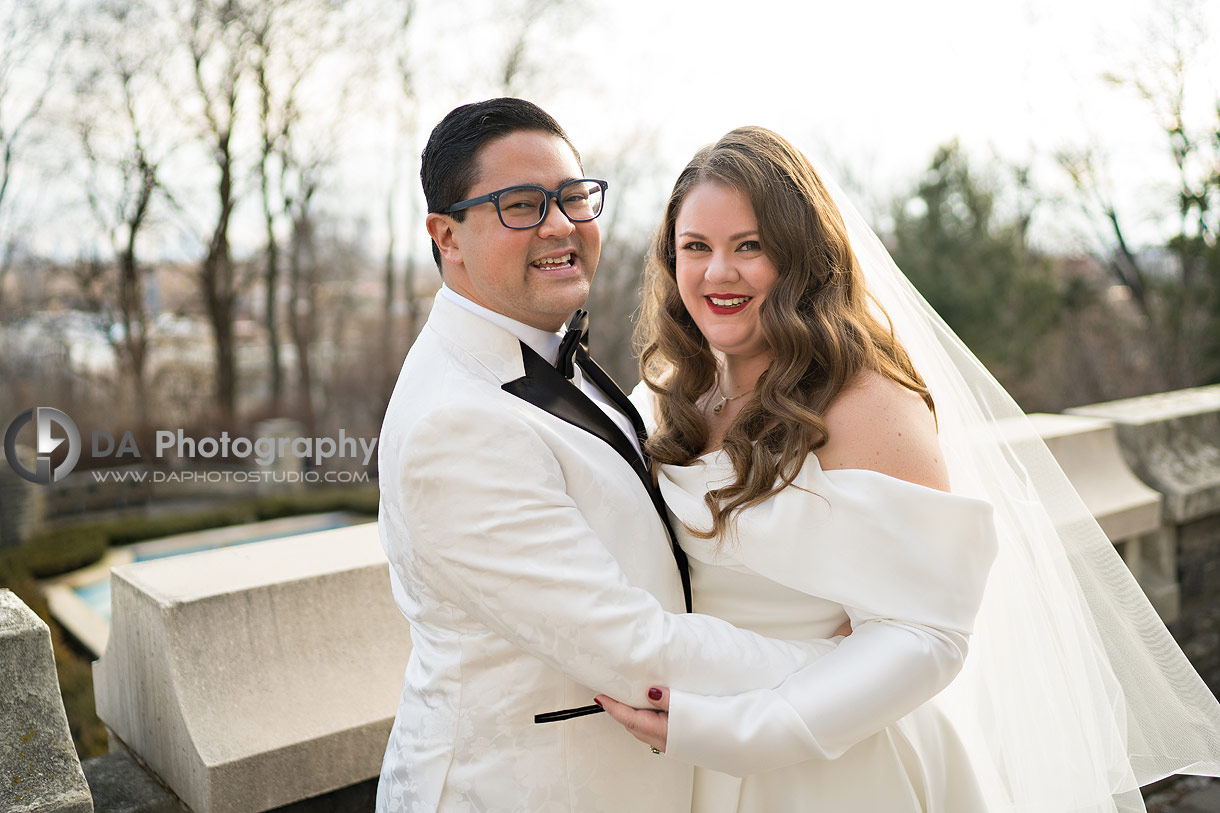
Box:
[73,579,114,619]
[72,517,356,622]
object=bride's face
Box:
[674,182,779,363]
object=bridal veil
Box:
[812,160,1220,811]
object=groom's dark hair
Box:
[421,97,581,269]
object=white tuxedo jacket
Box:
[375,293,822,812]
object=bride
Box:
[596,126,1220,811]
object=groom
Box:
[375,98,824,812]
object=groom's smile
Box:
[530,249,578,275]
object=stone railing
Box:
[1068,385,1220,694]
[92,524,410,812]
[3,385,1219,811]
[0,589,92,812]
[1026,412,1174,618]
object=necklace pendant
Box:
[712,397,727,415]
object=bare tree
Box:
[246,0,352,415]
[249,2,290,414]
[0,0,67,313]
[382,0,420,401]
[175,0,255,427]
[1059,0,1219,389]
[265,68,361,433]
[286,167,321,429]
[72,0,180,427]
[496,0,585,96]
[581,130,666,387]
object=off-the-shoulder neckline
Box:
[676,447,972,502]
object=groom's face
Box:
[430,130,601,332]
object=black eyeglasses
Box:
[442,179,608,230]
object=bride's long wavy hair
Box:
[636,126,932,541]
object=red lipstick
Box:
[705,294,752,315]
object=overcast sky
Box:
[16,0,1220,261]
[382,0,1220,250]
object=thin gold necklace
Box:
[712,380,755,415]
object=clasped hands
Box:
[595,619,853,753]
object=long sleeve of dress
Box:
[658,455,998,775]
[389,402,835,709]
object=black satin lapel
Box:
[502,343,693,613]
[502,343,645,479]
[576,356,648,449]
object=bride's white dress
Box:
[657,449,999,812]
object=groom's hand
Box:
[594,688,669,753]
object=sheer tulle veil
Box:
[807,162,1220,810]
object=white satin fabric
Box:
[816,161,1220,810]
[656,444,999,812]
[622,149,1220,812]
[375,292,834,812]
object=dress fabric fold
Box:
[659,449,999,812]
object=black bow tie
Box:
[557,309,589,379]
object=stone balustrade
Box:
[0,589,93,812]
[0,447,45,548]
[91,524,411,812]
[3,386,1220,810]
[1027,412,1175,620]
[1069,385,1220,694]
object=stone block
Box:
[1204,559,1220,597]
[1027,413,1163,541]
[1177,515,1220,568]
[1130,528,1182,624]
[1028,413,1178,620]
[1067,385,1220,524]
[0,589,93,813]
[1180,781,1220,813]
[92,523,411,813]
[0,448,46,548]
[82,749,188,813]
[1180,563,1206,602]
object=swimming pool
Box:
[46,512,369,653]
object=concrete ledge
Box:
[45,512,365,659]
[0,589,93,813]
[91,524,411,813]
[1029,412,1179,623]
[1029,412,1163,541]
[1067,385,1220,523]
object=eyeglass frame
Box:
[440,178,609,230]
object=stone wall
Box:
[1070,385,1220,695]
[1178,514,1220,693]
[0,448,45,548]
[0,589,92,812]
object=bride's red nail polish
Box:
[594,698,603,708]
[648,688,663,701]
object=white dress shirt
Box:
[439,284,643,458]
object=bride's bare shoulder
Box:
[817,369,949,492]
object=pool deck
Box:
[43,511,370,657]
